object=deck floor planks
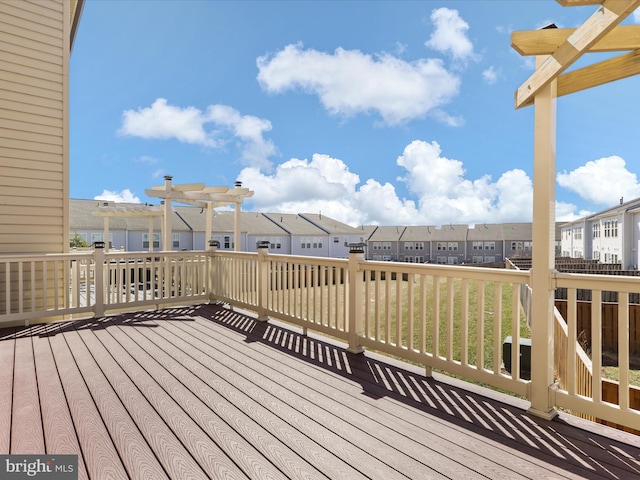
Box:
[96,319,267,480]
[11,333,44,454]
[3,304,640,480]
[47,330,130,479]
[31,328,89,480]
[0,328,15,454]
[154,316,438,480]
[195,305,640,480]
[186,313,547,480]
[127,315,368,480]
[174,316,473,480]
[106,317,317,480]
[71,325,208,480]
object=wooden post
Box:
[528,55,558,420]
[163,175,172,252]
[347,243,365,354]
[93,242,105,318]
[256,241,270,321]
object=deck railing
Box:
[1,245,639,432]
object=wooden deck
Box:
[1,303,639,480]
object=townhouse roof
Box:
[429,224,468,241]
[368,226,406,242]
[467,223,504,241]
[298,213,364,235]
[261,213,329,236]
[70,199,191,232]
[399,226,436,242]
[501,223,533,241]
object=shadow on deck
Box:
[1,302,639,479]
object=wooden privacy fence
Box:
[555,300,640,355]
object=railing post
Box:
[347,243,365,354]
[207,240,219,302]
[528,54,558,420]
[93,242,105,318]
[256,241,270,322]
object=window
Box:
[484,256,496,263]
[484,241,495,250]
[447,257,458,265]
[447,242,458,251]
[333,236,340,243]
[593,250,600,260]
[511,241,524,250]
[405,242,414,250]
[593,224,600,238]
[143,233,160,249]
[574,227,582,240]
[173,233,180,249]
[382,242,391,250]
[224,235,234,249]
[437,242,447,251]
[473,255,484,263]
[415,242,424,250]
[473,241,483,250]
[415,256,424,263]
[372,242,382,250]
[404,257,413,263]
[604,220,618,238]
[436,256,447,264]
[91,233,102,245]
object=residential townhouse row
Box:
[560,196,640,270]
[71,199,562,264]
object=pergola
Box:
[145,176,254,253]
[93,176,254,252]
[512,0,640,419]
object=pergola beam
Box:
[557,49,640,97]
[512,25,640,56]
[515,0,640,109]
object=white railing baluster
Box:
[592,290,602,404]
[619,292,630,411]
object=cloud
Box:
[119,98,275,168]
[95,189,141,203]
[238,140,535,226]
[256,43,460,125]
[557,156,640,205]
[425,8,475,62]
[482,66,498,85]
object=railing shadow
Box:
[195,302,640,480]
[1,302,638,479]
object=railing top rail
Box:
[362,260,530,284]
[555,271,640,293]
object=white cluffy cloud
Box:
[119,98,276,169]
[95,189,141,204]
[257,44,460,126]
[425,7,475,61]
[557,156,640,205]
[239,140,535,226]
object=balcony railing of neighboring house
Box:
[0,245,638,433]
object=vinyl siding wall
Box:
[0,0,69,254]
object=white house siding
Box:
[0,0,69,254]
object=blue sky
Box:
[70,1,640,226]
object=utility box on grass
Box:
[503,336,531,378]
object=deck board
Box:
[107,319,315,480]
[31,330,89,480]
[0,328,14,454]
[1,303,639,480]
[11,335,44,454]
[90,321,256,480]
[47,330,129,479]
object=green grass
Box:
[363,276,530,372]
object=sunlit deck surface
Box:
[1,303,639,480]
